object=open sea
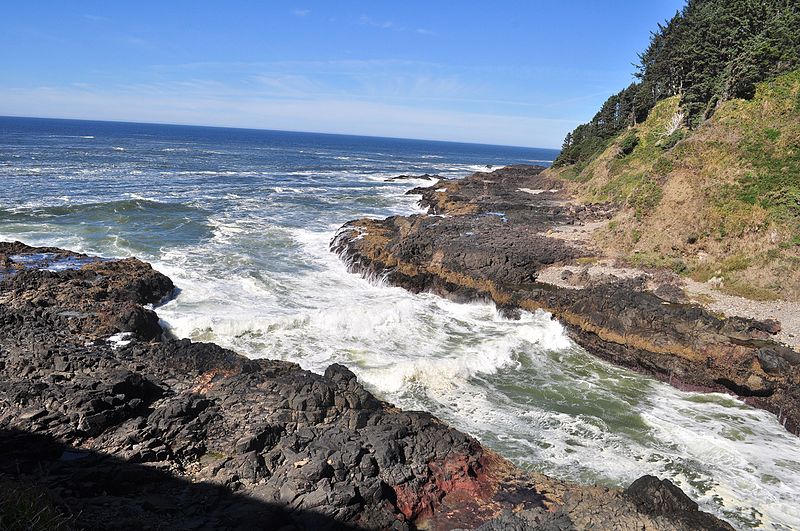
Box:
[1,116,798,529]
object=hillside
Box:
[554,0,799,170]
[546,0,800,301]
[546,69,800,300]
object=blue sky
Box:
[0,1,685,148]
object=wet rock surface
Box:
[332,165,800,436]
[385,174,440,182]
[0,240,733,529]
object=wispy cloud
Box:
[292,9,310,17]
[359,14,393,29]
[0,82,577,147]
[250,74,324,98]
[82,14,109,23]
[141,58,599,118]
[358,14,434,36]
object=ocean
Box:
[1,116,797,529]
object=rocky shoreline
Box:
[0,240,734,529]
[331,165,800,437]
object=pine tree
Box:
[553,0,800,168]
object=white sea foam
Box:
[4,130,798,529]
[152,216,800,528]
[107,332,134,348]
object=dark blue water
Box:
[0,116,797,529]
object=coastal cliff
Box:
[0,241,734,529]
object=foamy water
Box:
[1,117,798,529]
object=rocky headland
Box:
[331,165,800,438]
[0,240,735,529]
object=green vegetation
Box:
[546,0,800,300]
[713,69,800,243]
[629,251,687,274]
[554,0,800,168]
[0,480,70,531]
[652,156,674,175]
[578,96,681,216]
[596,173,664,219]
[658,129,684,150]
[618,133,639,157]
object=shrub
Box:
[659,129,684,150]
[618,133,639,157]
[653,156,674,175]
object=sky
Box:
[0,1,686,148]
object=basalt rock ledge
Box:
[331,165,800,436]
[0,241,731,530]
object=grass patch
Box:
[720,281,781,301]
[557,163,593,183]
[764,127,780,141]
[715,70,800,242]
[0,480,70,531]
[653,156,674,175]
[721,254,751,272]
[598,174,663,217]
[629,251,686,273]
[779,234,800,248]
[629,178,664,218]
[689,253,752,282]
[688,252,781,300]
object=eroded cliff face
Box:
[331,165,800,436]
[0,240,733,529]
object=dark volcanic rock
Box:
[0,241,174,342]
[0,241,733,530]
[385,173,439,182]
[331,165,800,437]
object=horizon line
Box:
[0,114,562,152]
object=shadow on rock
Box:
[0,427,364,531]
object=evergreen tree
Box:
[554,0,800,168]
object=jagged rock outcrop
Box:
[0,241,733,529]
[332,165,800,436]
